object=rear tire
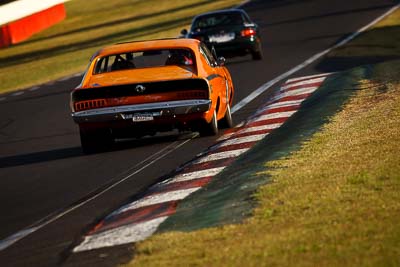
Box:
[80,127,113,154]
[252,43,263,60]
[252,49,263,60]
[219,105,233,129]
[199,110,218,136]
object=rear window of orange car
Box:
[93,48,195,74]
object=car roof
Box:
[94,38,200,58]
[192,8,247,20]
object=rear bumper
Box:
[71,99,211,124]
[207,37,261,55]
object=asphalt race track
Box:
[0,0,397,266]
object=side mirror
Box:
[217,57,226,66]
[180,29,188,36]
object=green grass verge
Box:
[0,0,242,94]
[123,8,400,267]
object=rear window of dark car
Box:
[192,12,244,30]
[93,48,195,74]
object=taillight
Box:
[241,28,256,37]
[74,99,107,112]
[177,90,207,99]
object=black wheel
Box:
[219,104,233,129]
[251,43,263,60]
[80,126,113,154]
[199,110,218,136]
[252,49,263,60]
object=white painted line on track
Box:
[73,72,83,77]
[59,76,72,82]
[0,227,39,251]
[28,86,40,91]
[165,167,226,184]
[231,3,400,114]
[73,216,168,252]
[0,137,195,252]
[11,91,24,96]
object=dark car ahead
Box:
[181,9,263,60]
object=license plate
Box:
[209,32,235,43]
[132,114,154,122]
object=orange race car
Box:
[70,38,234,153]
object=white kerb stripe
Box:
[73,216,168,252]
[271,87,318,102]
[265,99,305,109]
[165,167,226,184]
[217,122,283,141]
[254,101,302,117]
[281,77,326,91]
[194,148,249,164]
[117,188,200,214]
[251,110,296,123]
[217,132,236,141]
[237,123,283,134]
[285,73,331,84]
[218,134,267,147]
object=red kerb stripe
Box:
[89,201,178,234]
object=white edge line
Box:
[11,91,24,96]
[0,227,39,251]
[231,3,400,114]
[28,86,40,91]
[0,138,194,252]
